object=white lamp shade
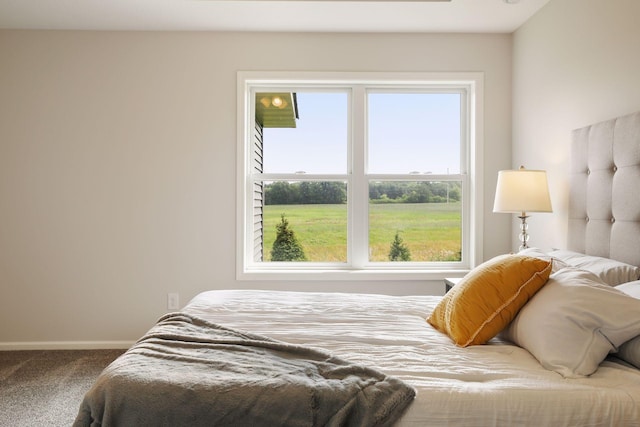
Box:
[493,169,552,213]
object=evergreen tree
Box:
[270,214,307,261]
[388,231,411,261]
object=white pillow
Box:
[616,280,640,298]
[548,249,640,286]
[615,281,640,369]
[503,268,640,378]
[518,247,569,273]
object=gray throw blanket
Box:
[74,313,415,426]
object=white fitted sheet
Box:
[184,289,640,426]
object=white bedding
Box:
[184,289,640,426]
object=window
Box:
[237,72,483,280]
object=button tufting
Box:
[586,216,590,222]
[586,169,590,175]
[613,165,618,172]
[611,217,615,223]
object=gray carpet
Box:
[0,349,125,427]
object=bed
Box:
[74,111,640,426]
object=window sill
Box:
[237,268,471,281]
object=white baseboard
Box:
[0,341,133,351]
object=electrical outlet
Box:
[167,293,180,310]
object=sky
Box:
[262,91,461,175]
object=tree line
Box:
[264,181,461,205]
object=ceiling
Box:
[0,0,551,33]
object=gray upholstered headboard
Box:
[568,111,640,267]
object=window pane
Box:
[260,181,347,262]
[368,93,461,175]
[368,181,462,262]
[260,92,348,174]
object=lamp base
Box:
[518,214,529,251]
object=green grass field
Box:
[263,202,461,262]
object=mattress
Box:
[184,289,640,426]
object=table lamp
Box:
[493,166,552,250]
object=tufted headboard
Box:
[568,111,640,267]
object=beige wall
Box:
[0,31,513,346]
[512,0,640,252]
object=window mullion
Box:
[258,173,349,181]
[367,174,465,181]
[350,86,367,268]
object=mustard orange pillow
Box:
[427,254,552,347]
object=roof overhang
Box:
[255,93,298,128]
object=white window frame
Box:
[237,71,484,281]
